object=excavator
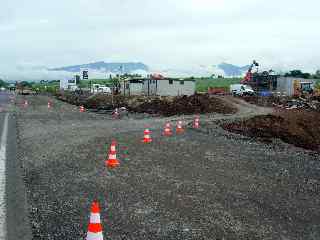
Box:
[241,60,259,84]
[241,60,278,92]
[242,60,316,96]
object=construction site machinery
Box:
[241,60,278,92]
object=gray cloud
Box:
[0,0,319,80]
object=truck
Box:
[230,84,255,96]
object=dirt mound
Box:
[223,110,320,152]
[57,92,237,116]
[85,94,129,109]
[132,94,237,116]
[242,96,290,107]
[55,91,90,106]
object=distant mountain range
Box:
[217,63,250,76]
[49,61,149,73]
[49,61,250,77]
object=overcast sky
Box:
[1,0,319,80]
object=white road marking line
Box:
[0,113,9,240]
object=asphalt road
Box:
[0,91,31,240]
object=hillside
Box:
[217,63,250,76]
[49,61,149,73]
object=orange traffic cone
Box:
[48,101,52,109]
[86,201,104,240]
[105,141,120,168]
[163,122,172,136]
[193,116,200,129]
[80,105,85,112]
[176,120,184,134]
[142,129,152,143]
[112,108,119,119]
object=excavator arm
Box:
[241,60,259,84]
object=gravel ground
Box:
[15,94,320,240]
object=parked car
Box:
[230,84,255,96]
[99,86,111,94]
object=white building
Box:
[60,78,78,91]
[154,79,195,96]
[122,77,196,96]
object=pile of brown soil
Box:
[223,110,320,152]
[242,96,290,107]
[55,91,90,106]
[132,94,237,116]
[85,94,129,109]
[57,92,237,116]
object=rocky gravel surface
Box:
[15,95,320,240]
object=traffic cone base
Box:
[142,138,152,143]
[87,231,104,240]
[176,128,184,134]
[106,159,120,168]
[176,121,184,134]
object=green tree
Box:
[284,70,311,79]
[111,77,121,94]
[0,79,8,88]
[314,70,320,79]
[20,81,33,88]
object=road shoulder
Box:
[6,113,32,239]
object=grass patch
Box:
[196,78,241,92]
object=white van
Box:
[230,84,255,96]
[91,84,111,94]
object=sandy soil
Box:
[14,94,320,240]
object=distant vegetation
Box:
[11,77,243,93]
[196,77,241,92]
[314,70,320,79]
[78,79,113,88]
[284,70,312,79]
[6,71,320,94]
[315,79,320,90]
[28,80,59,94]
[0,79,9,88]
[284,69,320,79]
